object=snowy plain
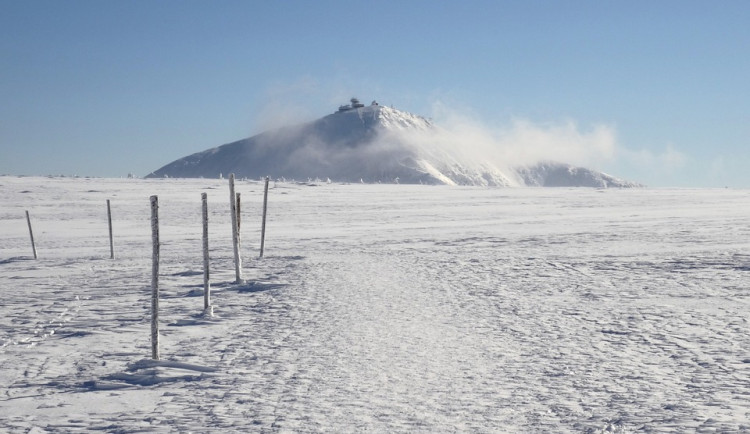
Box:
[1,176,749,432]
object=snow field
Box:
[1,176,749,432]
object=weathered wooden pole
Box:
[201,193,211,311]
[228,173,242,282]
[236,192,241,254]
[25,210,37,259]
[107,199,115,259]
[150,195,160,360]
[260,176,270,258]
[236,192,241,233]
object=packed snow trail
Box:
[0,177,749,432]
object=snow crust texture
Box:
[148,105,638,188]
[1,176,749,432]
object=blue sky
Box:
[1,0,748,187]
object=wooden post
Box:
[107,199,115,259]
[260,176,269,258]
[236,192,241,254]
[229,173,242,282]
[201,193,211,311]
[25,210,37,259]
[150,195,160,361]
[236,192,241,233]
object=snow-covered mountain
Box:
[516,162,641,188]
[147,99,640,187]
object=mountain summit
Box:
[147,98,640,187]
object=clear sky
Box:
[2,0,748,187]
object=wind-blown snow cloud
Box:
[390,101,619,170]
[386,101,692,187]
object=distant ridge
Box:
[147,99,641,187]
[516,162,641,188]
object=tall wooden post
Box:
[236,192,241,233]
[107,199,115,259]
[229,174,242,282]
[236,192,241,255]
[201,193,211,311]
[260,176,270,258]
[150,195,160,360]
[25,210,37,259]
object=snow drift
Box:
[147,99,640,187]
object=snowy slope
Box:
[148,102,637,187]
[517,161,643,188]
[1,176,749,432]
[148,104,441,183]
